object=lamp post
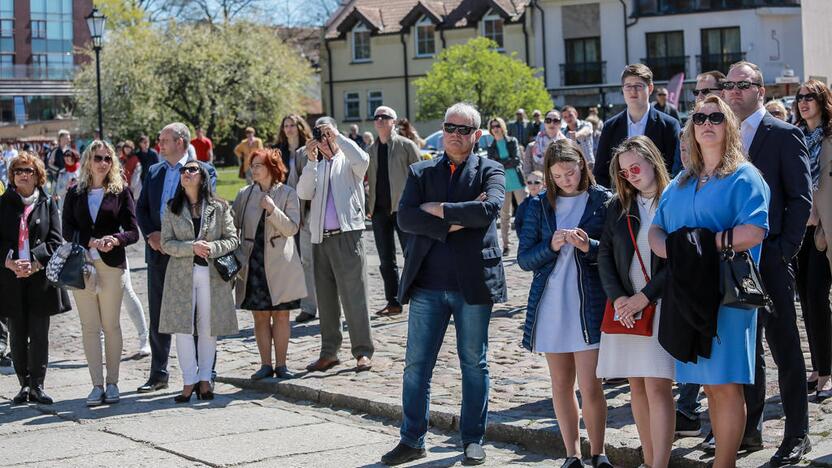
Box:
[85,8,106,139]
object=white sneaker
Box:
[86,386,105,406]
[136,336,151,358]
[104,384,120,404]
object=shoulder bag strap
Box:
[627,216,651,283]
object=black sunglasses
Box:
[93,155,113,164]
[179,165,201,174]
[720,80,761,91]
[692,88,720,97]
[526,180,542,185]
[13,167,35,176]
[796,92,818,103]
[692,112,726,126]
[544,117,561,124]
[374,114,394,121]
[443,123,476,135]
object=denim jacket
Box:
[517,185,611,351]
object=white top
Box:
[88,188,105,261]
[627,109,650,138]
[741,106,766,154]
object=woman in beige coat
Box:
[160,160,239,402]
[233,148,307,380]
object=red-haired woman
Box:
[232,148,307,380]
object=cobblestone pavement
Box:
[5,226,832,467]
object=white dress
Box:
[534,192,599,354]
[596,195,675,379]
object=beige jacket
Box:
[813,138,832,266]
[159,199,240,336]
[366,133,421,216]
[232,183,307,308]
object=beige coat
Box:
[366,133,421,216]
[159,199,240,336]
[814,138,832,267]
[232,183,307,308]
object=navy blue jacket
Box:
[397,153,507,305]
[593,106,681,188]
[136,158,217,266]
[513,194,533,234]
[517,185,611,351]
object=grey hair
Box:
[162,122,191,148]
[57,129,70,140]
[444,102,481,129]
[315,116,338,128]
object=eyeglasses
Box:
[374,114,394,121]
[93,155,112,164]
[691,112,726,126]
[443,123,476,135]
[769,110,784,118]
[526,180,542,185]
[692,88,720,97]
[13,167,35,176]
[796,92,818,103]
[179,166,200,174]
[720,81,762,91]
[618,164,642,179]
[623,83,647,92]
[657,93,668,97]
[544,117,561,124]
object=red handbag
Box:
[600,216,656,336]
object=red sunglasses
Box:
[618,164,642,179]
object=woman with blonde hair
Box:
[649,95,770,468]
[63,140,140,406]
[487,116,526,255]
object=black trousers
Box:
[372,210,408,307]
[147,256,171,382]
[8,313,50,388]
[0,316,8,358]
[744,245,809,440]
[795,227,832,376]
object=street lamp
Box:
[85,8,106,139]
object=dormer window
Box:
[414,16,436,57]
[482,11,504,49]
[352,23,371,62]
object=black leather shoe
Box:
[275,365,294,379]
[740,432,764,452]
[590,454,613,468]
[770,435,811,466]
[250,365,274,380]
[561,457,584,468]
[0,355,11,367]
[463,443,486,465]
[295,311,317,323]
[28,385,53,404]
[137,379,169,393]
[12,386,29,404]
[381,442,427,466]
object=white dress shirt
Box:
[627,109,650,138]
[741,107,767,154]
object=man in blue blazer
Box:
[593,64,681,188]
[380,103,506,466]
[135,122,216,393]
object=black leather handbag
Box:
[719,229,771,310]
[213,252,241,282]
[45,235,87,290]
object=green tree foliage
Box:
[414,37,552,123]
[73,21,313,143]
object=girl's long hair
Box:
[543,139,595,210]
[678,95,746,186]
[609,136,671,215]
[168,162,214,216]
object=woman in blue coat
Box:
[518,139,613,468]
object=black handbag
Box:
[45,234,87,290]
[719,229,771,310]
[213,252,241,282]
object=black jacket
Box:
[598,197,667,303]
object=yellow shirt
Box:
[235,137,264,178]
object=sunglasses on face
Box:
[374,114,394,121]
[544,117,561,124]
[720,80,761,91]
[796,92,818,103]
[443,123,476,135]
[13,167,35,176]
[769,110,784,117]
[179,166,200,174]
[618,164,642,179]
[692,112,726,126]
[93,154,112,164]
[490,124,502,130]
[692,88,720,97]
[657,93,668,97]
[526,180,543,185]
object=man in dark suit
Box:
[135,122,217,393]
[593,64,681,188]
[725,61,812,466]
[380,103,506,467]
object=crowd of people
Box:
[0,57,828,468]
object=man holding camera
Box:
[297,117,374,373]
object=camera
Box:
[312,126,324,142]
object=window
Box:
[367,91,383,118]
[344,92,361,120]
[0,19,11,37]
[700,27,742,73]
[645,31,685,80]
[482,12,504,49]
[352,23,371,62]
[414,17,436,57]
[31,20,46,39]
[0,53,12,78]
[562,37,603,85]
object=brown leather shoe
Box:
[306,358,340,372]
[356,356,373,372]
[376,304,403,316]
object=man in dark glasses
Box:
[725,60,813,466]
[692,70,725,104]
[382,102,506,467]
[652,87,681,122]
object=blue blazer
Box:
[593,106,681,188]
[136,159,217,265]
[397,154,507,305]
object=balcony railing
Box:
[560,61,606,86]
[635,0,799,16]
[0,64,76,81]
[642,56,689,81]
[697,52,746,75]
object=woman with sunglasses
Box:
[597,136,674,467]
[159,160,239,402]
[0,152,69,405]
[63,141,140,406]
[531,110,567,164]
[487,117,526,255]
[793,80,832,399]
[649,95,769,468]
[518,140,613,468]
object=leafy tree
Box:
[414,37,552,123]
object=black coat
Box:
[0,188,70,319]
[62,186,140,269]
[597,197,667,303]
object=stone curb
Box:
[216,376,711,467]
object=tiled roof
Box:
[325,0,531,39]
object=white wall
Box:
[801,0,832,83]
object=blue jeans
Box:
[677,383,702,420]
[400,288,492,449]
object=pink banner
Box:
[667,72,685,108]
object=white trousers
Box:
[176,265,216,385]
[122,259,149,340]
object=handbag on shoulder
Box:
[719,228,771,310]
[600,216,657,336]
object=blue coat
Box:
[517,185,611,351]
